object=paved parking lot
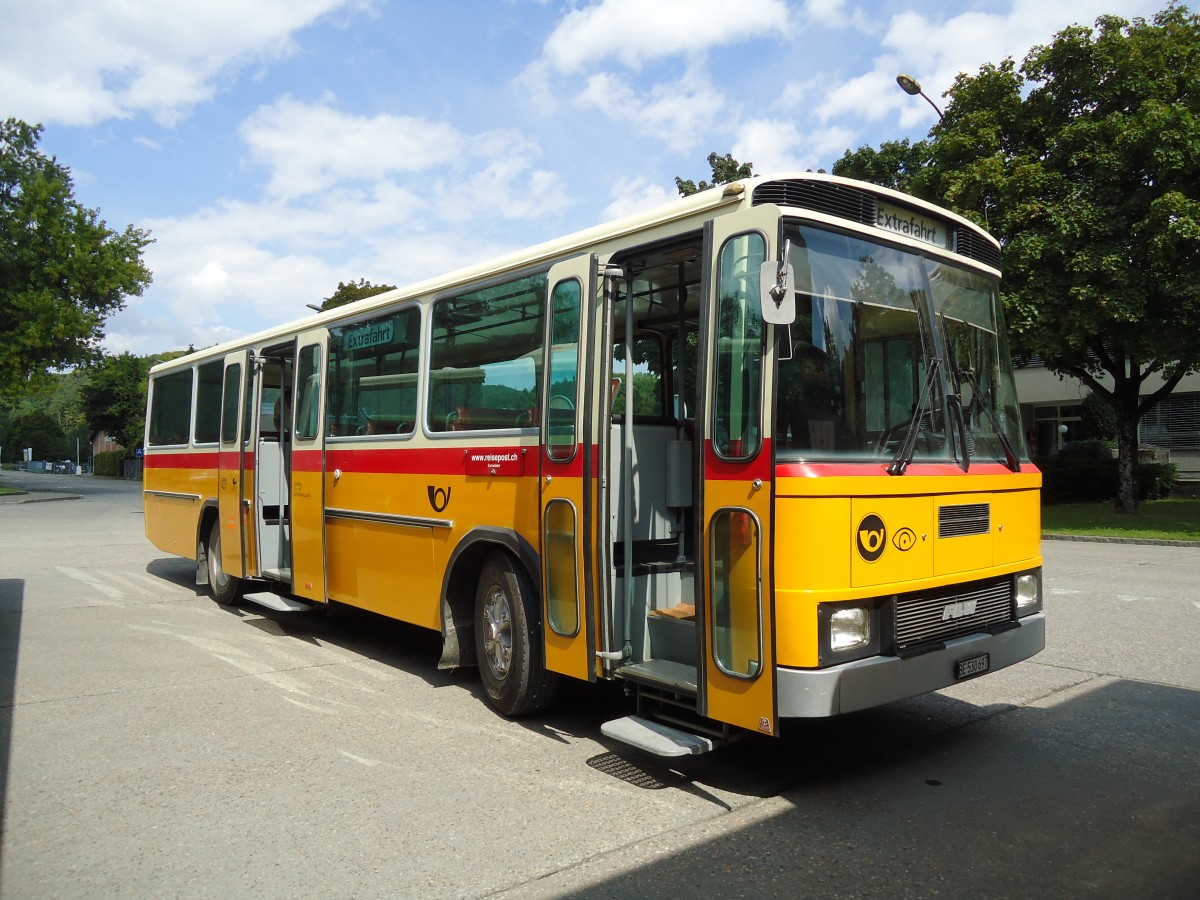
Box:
[1,470,1197,898]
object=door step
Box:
[616,658,697,694]
[242,591,314,613]
[601,715,715,757]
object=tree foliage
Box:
[833,6,1200,510]
[320,278,397,311]
[676,152,754,197]
[0,119,153,398]
[81,351,151,451]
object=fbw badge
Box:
[856,514,886,562]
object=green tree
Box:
[0,119,153,398]
[675,152,754,197]
[320,278,397,311]
[7,408,68,459]
[833,6,1200,511]
[81,352,151,451]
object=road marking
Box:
[56,567,124,605]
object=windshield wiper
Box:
[888,357,941,476]
[955,366,1021,472]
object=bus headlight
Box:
[830,606,871,651]
[1015,570,1042,617]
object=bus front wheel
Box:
[474,551,557,717]
[206,519,243,606]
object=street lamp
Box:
[305,303,322,312]
[896,74,944,120]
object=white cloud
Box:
[103,98,575,354]
[813,0,1166,129]
[240,96,465,199]
[575,70,727,152]
[732,119,856,174]
[0,0,366,127]
[602,177,677,220]
[541,0,792,73]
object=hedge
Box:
[93,450,125,477]
[1039,442,1177,504]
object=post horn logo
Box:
[893,527,917,552]
[856,513,886,562]
[427,485,451,513]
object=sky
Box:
[1,0,1169,357]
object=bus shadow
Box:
[553,679,1200,898]
[145,558,206,595]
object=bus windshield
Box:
[775,222,1025,466]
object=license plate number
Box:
[956,653,990,680]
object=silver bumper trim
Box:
[777,613,1046,717]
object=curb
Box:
[0,492,82,505]
[1042,533,1198,547]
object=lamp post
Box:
[896,74,944,120]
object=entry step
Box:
[242,591,313,613]
[616,658,697,693]
[601,715,714,757]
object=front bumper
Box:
[777,612,1045,717]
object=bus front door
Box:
[700,208,779,737]
[539,255,596,681]
[289,329,328,602]
[218,349,256,579]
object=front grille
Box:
[894,578,1014,651]
[939,502,990,538]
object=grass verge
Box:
[1042,499,1200,542]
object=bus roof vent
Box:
[953,227,1002,269]
[752,180,876,226]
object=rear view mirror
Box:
[759,260,795,324]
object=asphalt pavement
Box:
[0,469,1196,898]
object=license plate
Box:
[956,653,990,680]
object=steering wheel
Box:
[875,421,910,455]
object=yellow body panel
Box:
[323,465,540,628]
[144,464,216,557]
[702,478,776,735]
[290,466,325,599]
[773,471,1043,668]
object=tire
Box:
[206,518,243,606]
[474,551,557,716]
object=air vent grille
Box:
[752,180,876,225]
[939,503,991,538]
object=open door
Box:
[290,329,328,602]
[218,349,256,579]
[540,255,596,680]
[700,205,780,736]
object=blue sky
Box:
[1,0,1166,356]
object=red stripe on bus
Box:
[324,445,542,477]
[143,451,220,469]
[774,461,1038,478]
[703,440,773,481]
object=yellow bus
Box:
[144,172,1043,755]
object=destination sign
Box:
[343,320,394,351]
[875,200,950,249]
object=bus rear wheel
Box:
[474,551,557,717]
[206,519,242,606]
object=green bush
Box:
[1040,452,1177,503]
[93,450,124,477]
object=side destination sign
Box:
[875,200,951,250]
[344,320,394,351]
